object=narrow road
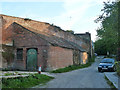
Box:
[35,57,110,88]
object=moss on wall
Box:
[73,50,80,65]
[2,44,14,65]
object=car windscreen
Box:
[100,59,114,63]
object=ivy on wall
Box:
[2,44,14,64]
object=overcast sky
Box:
[0,0,116,41]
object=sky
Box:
[0,0,116,41]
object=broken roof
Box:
[12,22,86,52]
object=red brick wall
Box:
[75,33,92,57]
[0,16,2,44]
[6,23,49,70]
[2,15,48,31]
[1,15,90,50]
[1,15,92,70]
[47,46,73,70]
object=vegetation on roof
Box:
[24,18,31,21]
[66,30,74,34]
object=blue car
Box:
[98,58,116,72]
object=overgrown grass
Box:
[2,74,54,88]
[104,75,116,89]
[50,56,95,73]
[3,72,35,76]
[4,73,14,76]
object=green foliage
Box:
[3,72,33,76]
[116,61,120,76]
[51,56,95,73]
[4,73,14,76]
[94,39,107,55]
[50,64,90,73]
[89,56,96,62]
[94,1,119,55]
[2,44,14,64]
[2,74,54,88]
[2,52,14,61]
[66,30,74,34]
[104,75,116,88]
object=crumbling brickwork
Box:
[1,14,93,71]
[47,46,73,70]
[1,14,92,55]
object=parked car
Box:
[98,58,116,72]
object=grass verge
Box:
[2,74,54,88]
[3,72,36,76]
[104,75,116,89]
[50,56,95,73]
[116,61,120,76]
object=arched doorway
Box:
[27,49,37,70]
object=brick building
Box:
[0,14,93,71]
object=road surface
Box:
[35,57,110,88]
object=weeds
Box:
[50,56,95,73]
[116,61,120,76]
[2,74,54,88]
[104,75,116,89]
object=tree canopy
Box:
[94,1,119,55]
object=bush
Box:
[116,61,120,76]
[89,56,96,63]
[2,44,14,64]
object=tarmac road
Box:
[35,57,110,88]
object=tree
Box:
[94,39,107,55]
[94,1,119,55]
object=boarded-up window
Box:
[17,48,23,60]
